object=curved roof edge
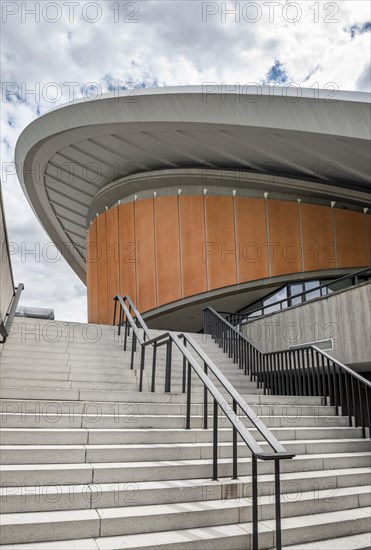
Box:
[15,86,371,282]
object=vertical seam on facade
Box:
[233,195,239,284]
[114,207,119,308]
[93,221,98,324]
[265,197,271,277]
[95,216,103,325]
[104,213,109,325]
[365,215,370,266]
[178,195,184,298]
[298,201,305,273]
[117,206,121,300]
[203,194,209,291]
[331,207,338,269]
[153,197,159,307]
[133,201,138,306]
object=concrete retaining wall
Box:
[242,282,371,371]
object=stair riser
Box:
[0,372,260,389]
[0,400,337,417]
[0,427,365,447]
[277,515,371,548]
[1,473,370,513]
[2,443,369,468]
[2,477,370,518]
[0,387,326,406]
[0,414,348,430]
[0,379,263,394]
[4,461,368,488]
[0,514,100,545]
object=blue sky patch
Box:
[346,21,371,39]
[266,61,288,84]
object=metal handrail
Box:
[183,334,291,458]
[204,306,371,440]
[224,266,371,323]
[113,294,294,550]
[0,283,24,344]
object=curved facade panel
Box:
[86,195,371,324]
[14,87,371,327]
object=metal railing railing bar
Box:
[113,294,295,550]
[204,306,371,440]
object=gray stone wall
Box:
[242,282,371,369]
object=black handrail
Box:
[0,284,24,344]
[204,306,371,440]
[113,294,294,550]
[224,266,371,324]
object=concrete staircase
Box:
[0,318,370,549]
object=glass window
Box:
[263,287,287,307]
[289,283,303,305]
[248,310,262,319]
[304,280,321,300]
[264,303,281,314]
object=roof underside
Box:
[15,87,371,282]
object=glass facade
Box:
[242,278,336,319]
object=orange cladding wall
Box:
[135,199,157,312]
[268,200,302,277]
[205,196,237,290]
[179,195,207,297]
[155,196,182,306]
[96,213,108,325]
[301,203,336,271]
[86,197,370,324]
[86,218,98,323]
[334,209,368,268]
[367,215,371,263]
[235,197,269,282]
[118,202,136,302]
[106,207,119,312]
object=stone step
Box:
[0,379,264,395]
[1,447,369,485]
[1,473,367,516]
[277,532,371,549]
[1,436,369,467]
[0,386,326,405]
[1,422,366,448]
[0,369,258,389]
[0,412,348,430]
[0,399,337,417]
[0,496,369,547]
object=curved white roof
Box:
[15,86,371,282]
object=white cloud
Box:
[1,0,370,322]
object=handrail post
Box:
[130,332,136,370]
[275,459,282,550]
[124,310,128,351]
[212,399,218,480]
[232,398,238,479]
[113,298,117,327]
[165,338,172,393]
[203,362,208,429]
[151,342,157,392]
[252,455,258,550]
[182,337,187,393]
[186,362,191,429]
[139,333,146,392]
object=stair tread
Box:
[1,486,369,521]
[2,507,369,549]
[1,323,370,548]
[2,463,369,478]
[280,532,371,549]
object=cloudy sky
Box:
[1,0,370,322]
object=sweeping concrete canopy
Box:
[15,86,371,282]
